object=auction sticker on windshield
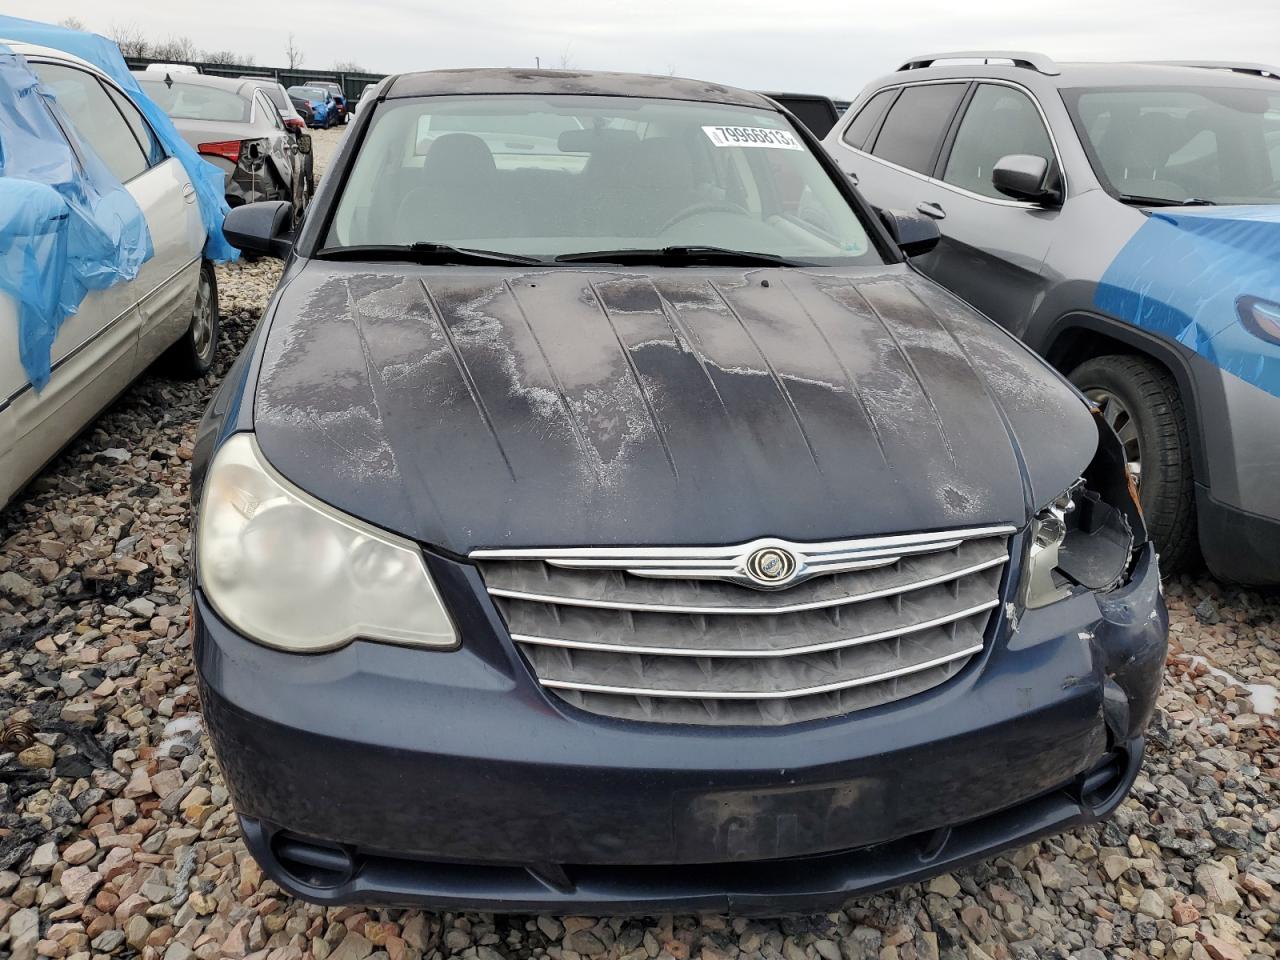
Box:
[702,125,803,150]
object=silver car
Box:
[2,42,213,508]
[132,71,305,220]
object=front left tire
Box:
[166,261,219,378]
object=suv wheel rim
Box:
[1086,388,1142,486]
[192,271,215,361]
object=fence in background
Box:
[123,56,385,102]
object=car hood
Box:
[253,263,1095,553]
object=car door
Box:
[924,82,1063,334]
[32,60,204,372]
[1,62,145,505]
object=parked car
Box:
[758,91,842,138]
[350,80,378,117]
[241,76,313,203]
[1,41,215,509]
[305,79,348,123]
[192,68,1167,914]
[824,52,1280,584]
[287,84,335,128]
[134,71,306,222]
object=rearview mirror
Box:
[992,154,1062,206]
[878,209,941,258]
[223,200,293,259]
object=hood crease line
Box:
[846,278,958,471]
[587,281,679,481]
[418,278,517,481]
[707,280,823,472]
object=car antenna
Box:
[164,72,173,88]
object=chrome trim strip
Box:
[472,525,1013,561]
[484,553,1008,615]
[474,525,1014,589]
[511,598,999,658]
[540,643,984,700]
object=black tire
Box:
[1069,354,1198,573]
[166,262,219,378]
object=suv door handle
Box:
[916,201,946,220]
[845,170,859,186]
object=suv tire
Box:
[1070,354,1197,573]
[166,261,220,379]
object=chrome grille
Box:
[472,526,1013,726]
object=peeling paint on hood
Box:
[252,262,1095,553]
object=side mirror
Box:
[878,209,941,258]
[992,154,1062,206]
[224,200,293,259]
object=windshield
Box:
[137,79,250,123]
[325,94,878,263]
[289,86,328,102]
[1064,85,1280,205]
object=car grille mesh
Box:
[472,530,1011,726]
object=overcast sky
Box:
[27,0,1280,97]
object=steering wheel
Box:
[659,201,750,233]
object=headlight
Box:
[1022,408,1146,609]
[196,433,457,652]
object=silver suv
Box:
[825,51,1280,584]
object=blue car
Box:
[827,53,1280,584]
[287,84,334,128]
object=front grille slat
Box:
[472,527,1012,726]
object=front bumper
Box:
[195,543,1167,915]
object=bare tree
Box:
[58,16,86,31]
[285,33,304,69]
[149,34,198,61]
[107,22,148,58]
[333,59,364,73]
[203,49,257,67]
[556,45,575,70]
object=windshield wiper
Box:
[554,245,805,267]
[315,243,543,265]
[1116,194,1217,208]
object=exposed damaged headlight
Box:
[197,433,458,652]
[1022,408,1147,610]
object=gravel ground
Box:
[1,125,1278,960]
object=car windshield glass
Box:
[1063,84,1280,205]
[289,86,328,101]
[325,94,878,263]
[136,79,250,122]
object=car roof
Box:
[131,69,255,96]
[873,55,1280,92]
[1,39,103,75]
[384,67,775,109]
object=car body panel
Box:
[251,261,1095,554]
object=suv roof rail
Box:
[1143,60,1280,80]
[897,51,1060,76]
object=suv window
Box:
[943,84,1054,199]
[33,61,149,182]
[841,88,897,151]
[870,83,967,174]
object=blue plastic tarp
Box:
[1096,206,1280,401]
[0,44,152,390]
[0,15,237,263]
